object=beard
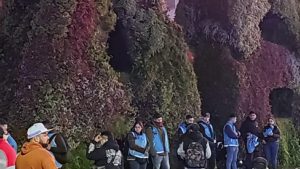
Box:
[39,141,48,148]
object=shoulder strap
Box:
[49,133,58,143]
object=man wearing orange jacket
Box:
[16,123,57,169]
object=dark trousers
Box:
[245,143,260,169]
[208,149,216,169]
[129,160,147,169]
[264,142,279,169]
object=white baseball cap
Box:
[27,123,52,139]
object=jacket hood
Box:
[103,140,119,151]
[188,131,203,141]
[20,142,43,155]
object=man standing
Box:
[178,115,194,138]
[15,123,57,169]
[240,111,260,169]
[0,119,17,152]
[223,114,240,169]
[198,113,216,169]
[146,113,170,169]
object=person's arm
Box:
[225,125,238,139]
[177,142,185,159]
[7,134,17,152]
[86,141,106,160]
[127,133,145,153]
[178,128,184,138]
[41,155,58,169]
[205,142,211,159]
[145,127,157,157]
[272,127,281,138]
[145,137,150,154]
[50,134,68,153]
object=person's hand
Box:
[180,154,186,159]
[269,132,273,136]
[47,144,51,150]
[144,152,149,156]
[94,134,101,142]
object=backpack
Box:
[185,140,206,168]
[49,133,71,164]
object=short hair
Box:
[186,115,193,119]
[249,111,256,115]
[101,131,114,140]
[153,113,162,120]
[229,114,237,119]
[0,119,7,126]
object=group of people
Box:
[0,119,70,169]
[0,111,280,169]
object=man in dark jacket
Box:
[240,111,260,169]
[198,113,216,169]
[43,120,70,168]
[87,131,124,169]
[145,113,170,169]
[177,123,211,169]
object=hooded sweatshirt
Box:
[0,139,16,167]
[15,142,57,169]
[240,117,259,142]
[86,139,123,169]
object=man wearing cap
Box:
[240,111,260,169]
[15,123,57,169]
[145,113,170,169]
[198,113,216,169]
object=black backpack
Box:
[49,133,71,164]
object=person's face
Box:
[268,119,275,125]
[250,114,257,120]
[231,117,237,123]
[34,132,49,148]
[1,125,8,134]
[186,118,194,124]
[135,124,143,133]
[154,117,163,123]
[204,116,210,123]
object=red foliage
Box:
[195,40,292,129]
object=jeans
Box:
[264,142,279,169]
[129,160,147,169]
[226,146,238,169]
[151,154,170,169]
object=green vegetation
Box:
[277,118,300,167]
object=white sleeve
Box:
[177,142,185,157]
[205,142,211,159]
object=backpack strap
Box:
[49,133,57,144]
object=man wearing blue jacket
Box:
[199,112,216,169]
[146,113,170,169]
[223,114,240,169]
[0,119,17,152]
[178,115,194,138]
